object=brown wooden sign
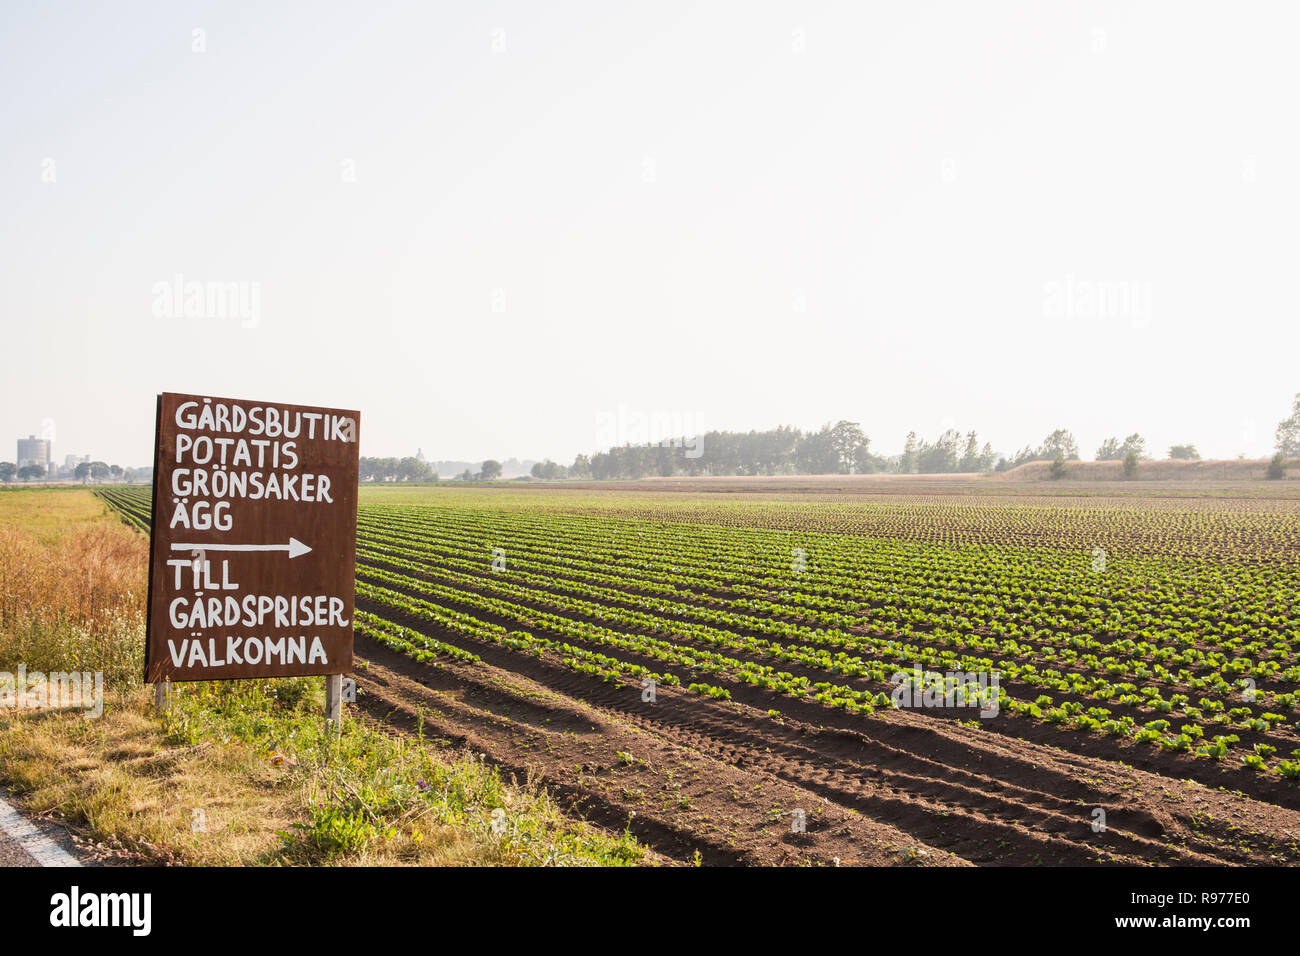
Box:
[144,392,360,682]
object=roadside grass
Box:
[0,488,648,866]
[0,492,146,684]
[0,681,645,866]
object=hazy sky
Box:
[3,1,1299,466]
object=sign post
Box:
[325,673,343,727]
[144,393,360,722]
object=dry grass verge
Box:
[0,488,648,866]
[0,682,647,866]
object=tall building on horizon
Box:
[17,434,52,475]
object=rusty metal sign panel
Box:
[144,392,360,682]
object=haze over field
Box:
[3,1,1299,466]
[6,0,1300,897]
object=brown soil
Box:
[351,630,1300,867]
[355,558,1300,807]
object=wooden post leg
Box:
[154,681,169,713]
[326,674,343,729]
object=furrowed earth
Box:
[97,478,1300,866]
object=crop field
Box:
[97,480,1300,866]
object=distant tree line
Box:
[358,456,510,482]
[549,422,888,479]
[461,460,502,481]
[1094,433,1146,461]
[359,457,437,482]
[359,390,1300,483]
[534,423,1237,481]
[903,430,998,474]
[0,461,148,483]
[1276,394,1300,457]
[996,429,1079,471]
[527,421,1007,479]
[1268,393,1300,479]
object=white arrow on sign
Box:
[171,538,313,559]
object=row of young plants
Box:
[354,545,1300,775]
[361,504,1296,660]
[98,487,1300,779]
[357,508,1300,718]
[357,581,749,704]
[94,488,151,533]
[356,509,1300,770]
[522,488,1300,560]
[362,509,1295,669]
